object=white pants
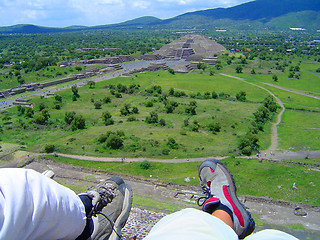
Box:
[144,208,299,240]
[0,168,86,240]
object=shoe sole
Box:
[199,158,255,239]
[109,177,133,240]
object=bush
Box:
[71,114,86,130]
[94,102,102,109]
[65,111,76,124]
[236,91,246,102]
[159,119,166,126]
[146,101,154,107]
[212,91,218,99]
[44,144,55,153]
[102,111,114,125]
[139,160,151,170]
[146,112,158,124]
[162,148,170,155]
[105,134,123,149]
[208,123,221,133]
[167,137,178,149]
[103,96,111,104]
[168,68,175,75]
[127,116,137,122]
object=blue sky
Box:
[0,0,252,27]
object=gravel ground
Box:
[121,208,166,239]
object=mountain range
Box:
[1,0,319,34]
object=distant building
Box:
[290,27,306,31]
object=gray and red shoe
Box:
[198,158,255,239]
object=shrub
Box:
[212,91,218,99]
[44,144,55,153]
[236,91,246,102]
[208,123,221,133]
[139,160,151,170]
[146,112,158,124]
[146,101,154,107]
[168,68,175,75]
[127,116,137,122]
[103,96,111,104]
[105,134,123,149]
[71,114,86,130]
[65,111,76,124]
[132,106,139,114]
[162,148,170,155]
[159,119,166,126]
[94,102,102,109]
[167,137,178,149]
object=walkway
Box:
[219,73,285,151]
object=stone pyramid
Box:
[154,34,226,59]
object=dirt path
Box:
[262,82,320,100]
[219,73,285,151]
[22,158,320,239]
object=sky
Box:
[0,0,252,27]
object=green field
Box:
[46,155,320,206]
[1,71,272,158]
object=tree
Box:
[71,114,86,130]
[132,106,139,114]
[236,91,246,102]
[239,132,259,155]
[159,118,166,126]
[167,137,178,149]
[272,74,278,82]
[120,104,131,116]
[55,95,62,102]
[102,111,114,126]
[44,144,55,153]
[65,111,76,124]
[75,66,82,71]
[208,123,221,134]
[106,134,123,149]
[35,109,50,125]
[71,85,80,98]
[168,68,175,75]
[169,88,175,96]
[25,108,34,118]
[103,96,111,104]
[87,80,95,88]
[94,102,102,109]
[251,69,256,74]
[212,91,218,99]
[146,112,158,124]
[235,65,243,73]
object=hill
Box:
[0,0,319,33]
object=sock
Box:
[76,195,94,240]
[216,203,234,223]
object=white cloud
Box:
[0,0,251,27]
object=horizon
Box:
[0,0,252,28]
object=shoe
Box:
[198,158,255,239]
[90,176,133,240]
[41,170,55,179]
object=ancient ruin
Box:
[141,34,226,61]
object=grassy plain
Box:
[46,155,320,206]
[1,70,271,158]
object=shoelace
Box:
[96,211,122,239]
[197,185,212,207]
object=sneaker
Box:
[198,158,255,239]
[90,176,133,240]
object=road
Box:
[0,59,186,110]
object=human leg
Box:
[88,176,133,240]
[198,158,255,239]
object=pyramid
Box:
[154,34,226,60]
